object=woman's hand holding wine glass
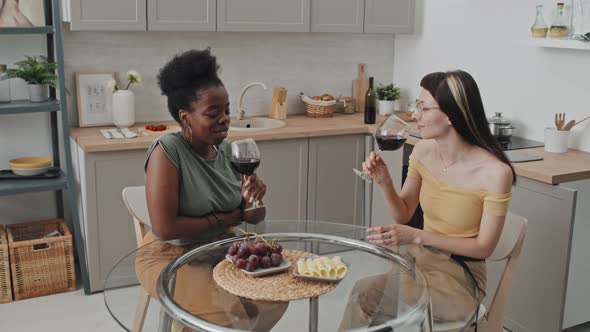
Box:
[230,138,265,211]
[362,152,393,185]
[353,114,411,183]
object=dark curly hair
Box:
[157,49,223,123]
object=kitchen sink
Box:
[229,117,286,131]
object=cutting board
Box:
[353,63,368,113]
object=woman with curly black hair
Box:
[136,49,285,331]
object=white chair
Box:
[434,212,528,332]
[122,186,152,332]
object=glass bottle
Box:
[572,0,585,35]
[364,77,376,124]
[550,2,570,38]
[531,5,549,38]
[0,64,11,103]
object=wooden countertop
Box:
[70,113,590,185]
[70,113,377,153]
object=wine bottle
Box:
[364,77,376,124]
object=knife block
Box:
[269,87,287,120]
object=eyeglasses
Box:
[415,101,440,115]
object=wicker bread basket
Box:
[301,94,337,118]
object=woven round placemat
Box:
[213,249,337,302]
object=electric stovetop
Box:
[409,133,544,151]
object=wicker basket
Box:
[304,101,337,118]
[7,219,76,300]
[0,225,11,304]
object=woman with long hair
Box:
[340,70,515,328]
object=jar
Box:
[338,97,355,114]
[550,2,570,38]
[0,64,11,103]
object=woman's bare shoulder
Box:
[482,159,513,194]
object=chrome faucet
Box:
[236,81,267,120]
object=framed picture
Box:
[0,0,45,27]
[76,71,114,127]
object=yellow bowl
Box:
[8,157,52,169]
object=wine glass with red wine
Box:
[230,138,264,211]
[353,114,411,183]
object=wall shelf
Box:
[0,171,67,196]
[0,99,60,115]
[0,26,54,35]
[530,38,590,50]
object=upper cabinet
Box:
[70,0,147,31]
[311,0,364,33]
[217,0,311,32]
[364,0,414,34]
[147,0,216,31]
[66,0,415,33]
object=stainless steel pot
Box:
[488,112,515,139]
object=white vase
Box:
[112,90,135,128]
[28,84,49,102]
[378,100,394,115]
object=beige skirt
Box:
[339,247,486,330]
[135,232,287,331]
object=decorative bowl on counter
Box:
[8,157,52,176]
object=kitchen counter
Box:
[70,113,590,185]
[70,113,376,153]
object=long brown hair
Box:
[420,70,516,183]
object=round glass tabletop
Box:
[104,220,480,332]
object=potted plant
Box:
[6,56,57,102]
[107,70,141,128]
[375,83,401,115]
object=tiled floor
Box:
[2,288,590,332]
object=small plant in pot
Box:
[375,83,401,115]
[6,56,57,102]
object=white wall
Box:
[393,0,590,152]
[0,29,394,225]
[61,30,394,125]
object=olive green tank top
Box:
[145,133,242,245]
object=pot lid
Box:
[489,112,511,125]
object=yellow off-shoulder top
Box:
[407,156,512,237]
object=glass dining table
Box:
[104,220,480,332]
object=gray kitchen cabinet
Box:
[217,0,311,32]
[71,141,145,292]
[370,138,404,228]
[364,0,414,34]
[147,0,216,31]
[307,135,365,225]
[311,0,364,33]
[256,138,309,221]
[69,0,147,31]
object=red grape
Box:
[261,256,272,268]
[248,255,260,266]
[235,258,247,269]
[272,243,283,254]
[255,242,270,255]
[228,243,239,256]
[237,245,250,258]
[270,253,283,267]
[245,262,256,272]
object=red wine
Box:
[231,159,260,175]
[376,135,407,151]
